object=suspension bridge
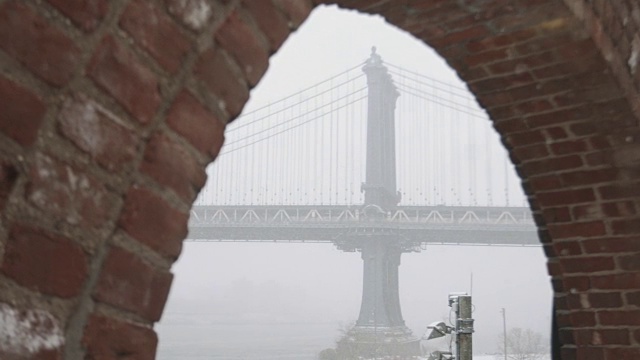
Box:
[187,48,538,356]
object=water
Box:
[156,315,339,360]
[156,315,549,360]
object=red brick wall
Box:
[0,0,638,359]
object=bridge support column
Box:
[336,237,420,358]
[357,239,404,328]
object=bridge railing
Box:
[189,205,535,227]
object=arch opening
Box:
[159,5,552,360]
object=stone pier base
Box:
[335,325,421,359]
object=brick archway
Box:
[0,1,638,359]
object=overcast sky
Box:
[157,5,553,358]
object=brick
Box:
[569,310,596,326]
[626,291,640,307]
[466,29,536,53]
[120,0,191,74]
[82,315,157,360]
[611,219,640,235]
[520,155,584,177]
[560,169,617,187]
[493,117,528,134]
[563,275,591,292]
[588,292,624,308]
[215,11,269,86]
[93,246,173,322]
[1,223,88,298]
[591,273,640,290]
[516,99,554,114]
[194,47,249,118]
[537,188,596,207]
[165,90,225,158]
[544,126,569,140]
[542,205,571,223]
[118,186,188,259]
[604,348,640,360]
[506,131,546,147]
[88,36,161,125]
[0,160,18,210]
[45,0,109,32]
[582,329,629,345]
[512,144,550,162]
[0,76,46,146]
[58,94,138,172]
[548,221,606,239]
[550,140,589,155]
[165,0,214,31]
[25,154,114,229]
[0,302,64,360]
[601,201,637,218]
[0,1,81,86]
[273,0,313,28]
[598,310,640,325]
[526,108,592,129]
[598,182,640,200]
[561,256,615,274]
[430,25,489,48]
[571,204,603,222]
[552,240,582,256]
[487,51,556,75]
[464,48,508,67]
[582,237,640,254]
[140,131,206,201]
[244,0,290,51]
[547,258,562,275]
[618,252,640,270]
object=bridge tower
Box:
[335,48,421,357]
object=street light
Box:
[423,293,474,360]
[424,321,454,340]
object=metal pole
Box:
[457,295,473,360]
[502,308,507,360]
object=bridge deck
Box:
[188,205,539,246]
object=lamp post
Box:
[501,308,507,360]
[424,293,474,360]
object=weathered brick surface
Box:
[0,302,64,360]
[93,246,173,322]
[274,0,314,28]
[0,75,46,146]
[244,1,290,51]
[165,0,214,32]
[57,94,139,172]
[82,314,158,360]
[215,11,269,86]
[0,160,17,210]
[1,224,88,298]
[120,0,191,74]
[165,90,225,158]
[118,186,188,259]
[25,154,114,229]
[0,0,639,358]
[140,131,206,201]
[88,36,161,125]
[194,47,249,118]
[45,0,109,32]
[0,1,81,87]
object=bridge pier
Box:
[357,239,404,328]
[335,235,420,358]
